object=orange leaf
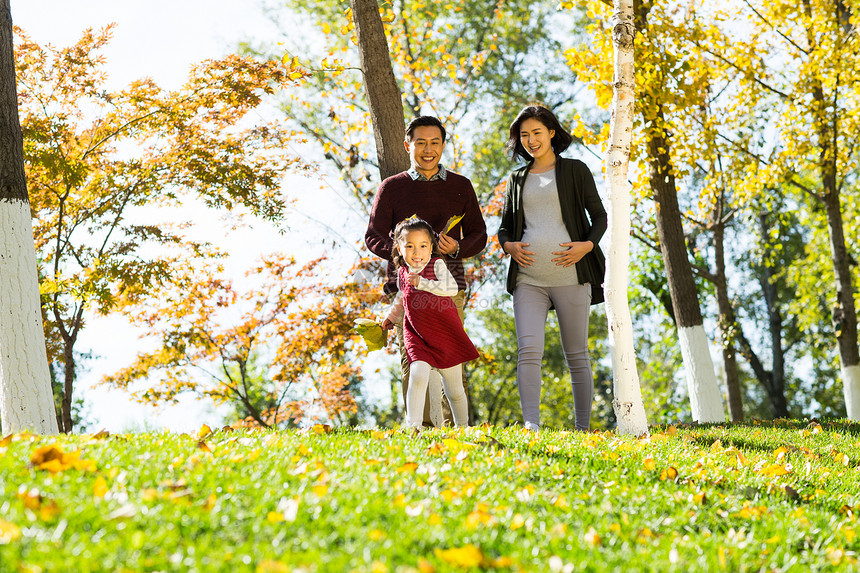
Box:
[396,462,419,473]
[584,527,601,546]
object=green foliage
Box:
[1,421,859,571]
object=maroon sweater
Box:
[365,170,487,294]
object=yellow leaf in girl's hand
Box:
[353,318,386,351]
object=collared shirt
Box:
[407,164,448,182]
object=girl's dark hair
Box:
[391,217,438,268]
[505,105,573,163]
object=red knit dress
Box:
[399,259,480,369]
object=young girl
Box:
[382,217,478,429]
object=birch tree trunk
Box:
[605,0,648,436]
[350,0,410,180]
[0,0,59,435]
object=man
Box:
[365,116,487,426]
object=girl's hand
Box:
[552,241,593,267]
[503,241,535,267]
[382,318,395,331]
[408,272,421,286]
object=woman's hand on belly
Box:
[552,241,594,267]
[503,241,535,267]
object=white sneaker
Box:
[524,422,540,432]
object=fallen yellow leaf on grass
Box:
[0,519,22,543]
[442,438,477,455]
[759,463,791,477]
[17,489,60,521]
[311,484,329,497]
[642,456,656,471]
[464,510,494,529]
[256,560,290,573]
[196,424,212,439]
[93,476,109,498]
[30,445,96,473]
[396,462,419,473]
[510,514,525,530]
[659,466,679,481]
[434,544,484,569]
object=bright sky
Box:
[10,1,379,433]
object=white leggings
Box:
[406,361,469,429]
[513,283,593,431]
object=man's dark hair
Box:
[405,116,447,142]
[506,105,573,164]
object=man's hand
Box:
[438,233,459,256]
[382,318,395,331]
[552,241,593,267]
[503,241,535,267]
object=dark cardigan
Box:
[496,157,607,305]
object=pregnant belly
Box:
[522,234,565,267]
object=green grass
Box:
[1,419,859,572]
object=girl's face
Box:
[520,117,555,163]
[397,229,433,268]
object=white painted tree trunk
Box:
[0,200,59,434]
[842,363,860,420]
[677,325,725,423]
[605,0,648,436]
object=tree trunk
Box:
[0,0,59,435]
[647,123,725,423]
[350,0,410,180]
[61,340,76,432]
[712,215,744,421]
[823,189,860,418]
[605,0,648,436]
[802,0,860,418]
[754,212,789,417]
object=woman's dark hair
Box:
[506,105,573,163]
[391,217,439,268]
[405,116,447,142]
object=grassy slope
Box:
[1,420,859,572]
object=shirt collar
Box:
[407,164,447,181]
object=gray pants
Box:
[513,283,593,430]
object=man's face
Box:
[405,125,445,178]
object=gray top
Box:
[516,169,579,287]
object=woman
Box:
[497,105,606,431]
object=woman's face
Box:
[398,229,433,268]
[519,117,555,163]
